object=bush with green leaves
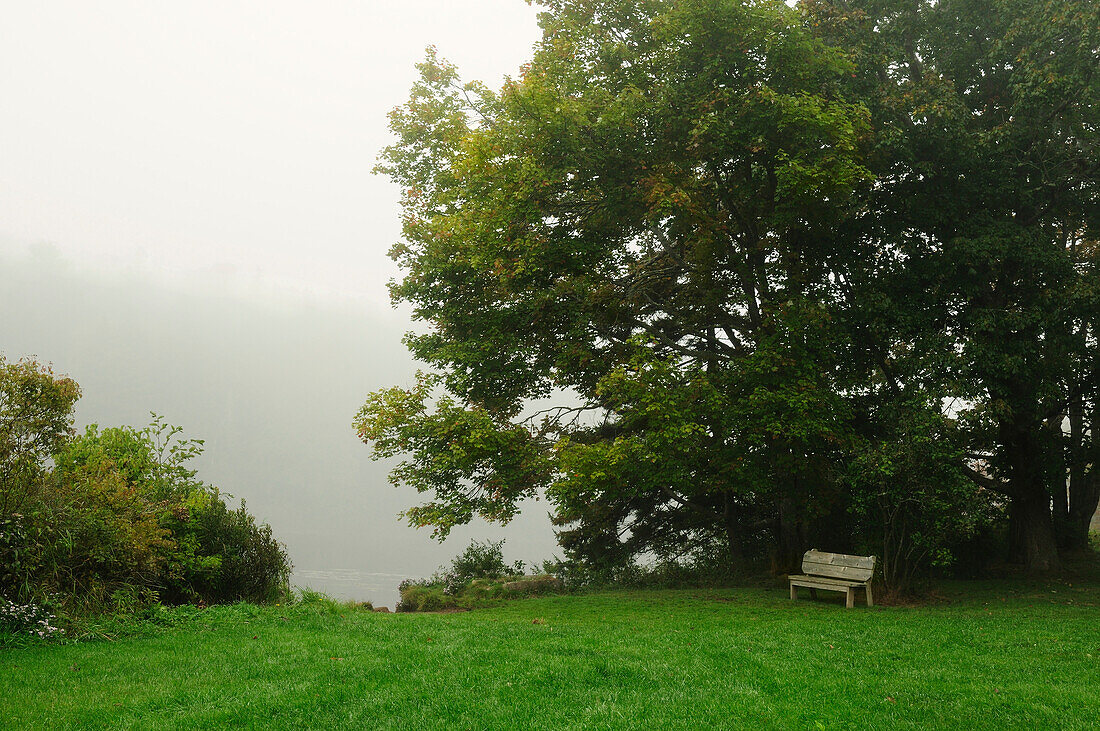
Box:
[54,420,292,607]
[397,539,548,611]
[0,356,81,515]
[0,513,42,601]
[1,356,292,617]
[172,492,291,604]
[396,583,456,612]
[440,539,524,594]
[847,402,1001,595]
[31,465,173,608]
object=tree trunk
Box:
[1066,473,1099,553]
[1063,397,1099,553]
[1003,422,1062,573]
[722,491,743,567]
[1050,416,1070,547]
[1008,493,1062,573]
[1007,501,1026,565]
[773,495,806,575]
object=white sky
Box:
[0,0,543,308]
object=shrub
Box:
[179,494,292,605]
[0,513,41,601]
[396,584,456,612]
[2,360,293,617]
[107,586,163,617]
[396,539,547,611]
[449,539,522,580]
[457,578,507,604]
[48,419,291,608]
[847,402,1001,595]
[33,467,173,607]
[0,356,80,514]
[8,414,291,613]
[437,539,524,594]
[500,574,564,596]
[538,552,761,592]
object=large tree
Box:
[358,0,1098,576]
[359,0,873,570]
[805,0,1100,571]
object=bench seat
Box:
[788,575,866,589]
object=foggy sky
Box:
[1,1,542,302]
[0,1,556,605]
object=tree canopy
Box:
[357,0,1100,585]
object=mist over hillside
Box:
[0,249,558,605]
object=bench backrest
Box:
[802,550,876,582]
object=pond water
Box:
[291,569,414,611]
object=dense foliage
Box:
[0,357,291,629]
[358,0,1099,592]
[805,0,1100,572]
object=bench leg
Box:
[790,583,798,601]
[846,587,855,609]
[809,588,818,600]
[865,584,873,608]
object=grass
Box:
[2,581,1099,729]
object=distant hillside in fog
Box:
[0,249,558,603]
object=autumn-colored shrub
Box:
[32,466,173,608]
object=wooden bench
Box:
[788,549,876,608]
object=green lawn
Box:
[2,584,1098,729]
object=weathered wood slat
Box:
[803,550,875,569]
[788,575,865,588]
[800,561,874,582]
[803,549,875,570]
[790,580,863,593]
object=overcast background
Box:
[0,1,558,607]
